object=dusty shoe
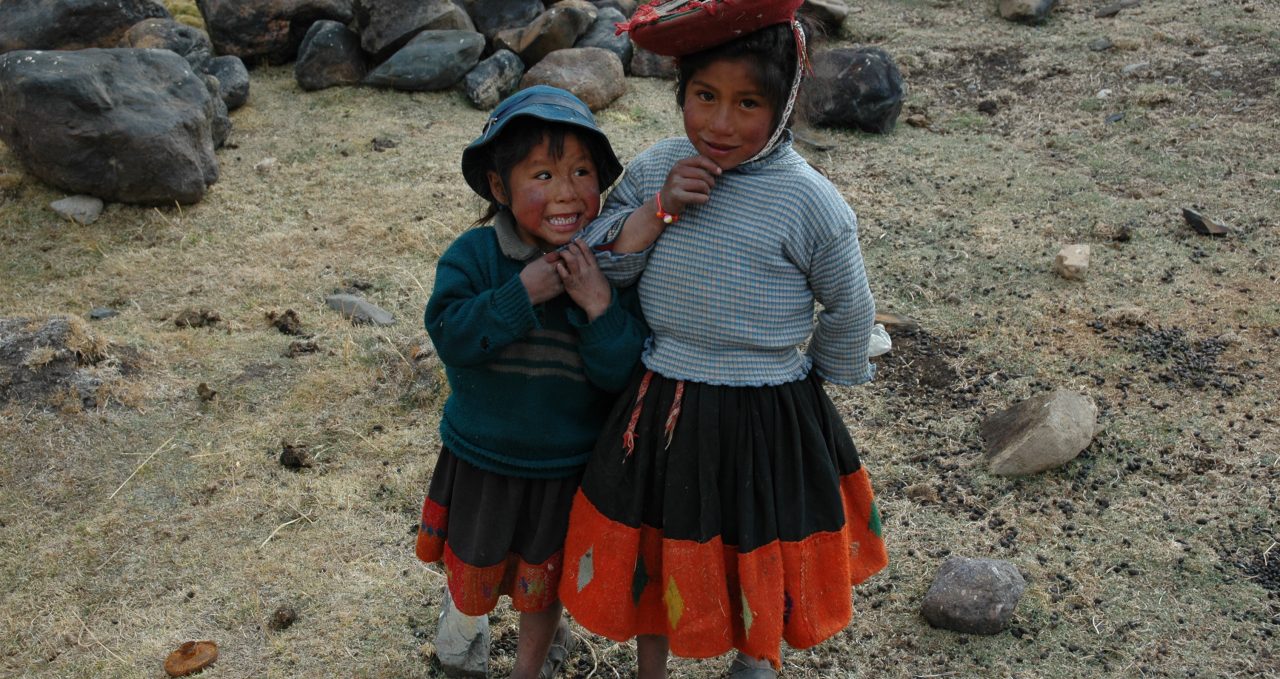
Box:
[538,618,578,679]
[435,591,490,678]
[727,651,777,678]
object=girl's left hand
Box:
[556,240,611,321]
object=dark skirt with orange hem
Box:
[416,447,581,616]
[558,370,888,666]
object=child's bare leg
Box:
[636,634,669,679]
[510,602,562,679]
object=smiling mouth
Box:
[546,215,579,230]
[703,140,737,154]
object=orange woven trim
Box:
[559,468,888,665]
[415,498,563,615]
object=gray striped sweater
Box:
[583,135,876,387]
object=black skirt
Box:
[416,447,582,615]
[558,369,888,665]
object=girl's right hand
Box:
[660,155,721,216]
[520,253,565,304]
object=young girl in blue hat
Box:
[558,6,888,678]
[415,85,646,679]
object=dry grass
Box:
[2,1,1278,677]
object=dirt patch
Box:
[0,315,134,409]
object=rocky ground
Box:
[1,1,1277,677]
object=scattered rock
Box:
[205,55,250,110]
[800,47,904,134]
[513,2,597,67]
[372,137,398,152]
[201,73,232,149]
[295,20,368,91]
[89,307,119,321]
[255,157,277,175]
[363,30,485,92]
[196,382,217,401]
[465,0,543,39]
[1182,207,1231,236]
[0,48,220,205]
[1095,0,1140,18]
[269,605,298,631]
[921,557,1026,635]
[121,18,213,72]
[981,389,1098,476]
[998,0,1056,24]
[905,483,939,504]
[352,0,474,62]
[50,196,105,225]
[1053,244,1090,281]
[267,309,304,335]
[574,8,632,73]
[0,0,169,53]
[1104,112,1125,124]
[1121,61,1150,77]
[196,0,354,65]
[463,49,525,110]
[174,308,221,328]
[629,46,677,79]
[325,294,396,326]
[1088,37,1114,52]
[279,441,312,470]
[520,47,626,112]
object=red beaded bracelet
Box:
[655,191,679,224]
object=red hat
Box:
[617,0,805,57]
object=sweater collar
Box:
[493,210,542,262]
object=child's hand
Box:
[660,155,722,216]
[520,253,565,304]
[556,240,611,321]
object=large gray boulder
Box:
[575,7,632,73]
[980,388,1098,476]
[513,2,597,67]
[194,0,355,64]
[464,0,543,39]
[295,20,367,91]
[520,47,625,112]
[464,50,524,110]
[363,30,484,92]
[0,49,219,205]
[999,0,1056,24]
[353,0,474,62]
[121,18,213,73]
[0,0,170,53]
[800,46,904,134]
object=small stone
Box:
[1054,244,1090,281]
[325,294,396,326]
[1088,37,1114,52]
[88,307,119,320]
[1105,112,1125,124]
[874,311,920,333]
[1095,0,1139,18]
[1096,88,1112,99]
[50,195,105,225]
[921,557,1026,635]
[981,389,1098,476]
[1182,208,1231,236]
[999,0,1056,24]
[1121,61,1150,77]
[255,158,277,174]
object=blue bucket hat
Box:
[461,85,623,203]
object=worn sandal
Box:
[538,618,578,679]
[727,651,777,678]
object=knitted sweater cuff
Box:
[492,273,538,331]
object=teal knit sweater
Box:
[425,214,647,479]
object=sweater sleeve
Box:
[568,286,647,393]
[801,206,877,386]
[580,156,657,288]
[424,232,538,368]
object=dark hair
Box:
[473,118,615,226]
[675,20,814,132]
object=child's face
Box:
[681,57,777,171]
[488,133,601,251]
